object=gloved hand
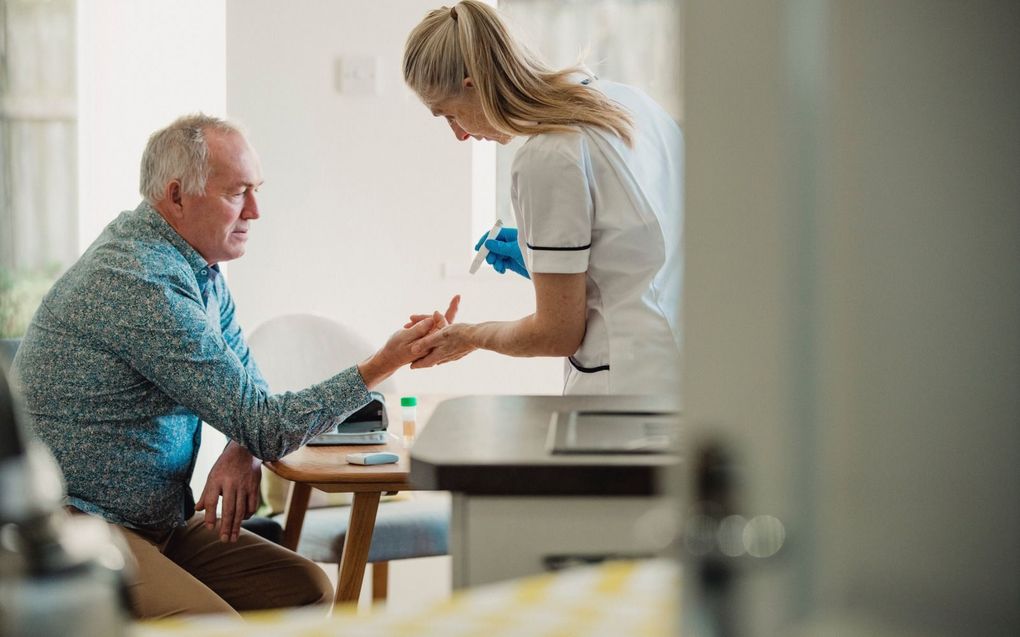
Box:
[474,226,530,279]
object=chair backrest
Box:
[245,314,396,513]
[246,314,396,395]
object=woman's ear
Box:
[462,77,475,90]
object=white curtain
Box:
[495,0,683,222]
[501,0,683,120]
[0,0,76,336]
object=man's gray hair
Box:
[139,113,246,204]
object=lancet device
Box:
[469,219,505,274]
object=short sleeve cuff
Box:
[527,245,591,274]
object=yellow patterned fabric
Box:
[134,559,677,637]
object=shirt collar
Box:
[135,201,212,280]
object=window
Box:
[0,0,77,337]
[493,0,683,223]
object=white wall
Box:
[223,0,561,396]
[74,0,559,501]
[76,0,227,248]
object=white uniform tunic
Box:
[511,80,683,396]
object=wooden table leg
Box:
[281,481,312,551]
[372,561,389,602]
[334,490,382,605]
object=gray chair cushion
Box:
[240,516,284,545]
[273,492,450,564]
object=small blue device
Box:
[346,452,399,466]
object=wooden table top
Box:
[264,437,410,488]
[264,394,449,492]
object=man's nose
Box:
[243,191,260,219]
[449,121,470,142]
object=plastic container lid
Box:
[400,396,418,407]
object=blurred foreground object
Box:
[0,364,130,636]
[135,558,675,637]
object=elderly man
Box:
[11,114,435,618]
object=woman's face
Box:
[428,80,513,144]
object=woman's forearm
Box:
[464,313,582,358]
[409,273,587,369]
[466,272,587,357]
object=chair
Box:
[245,314,449,603]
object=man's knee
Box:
[116,525,238,619]
[294,558,333,606]
[238,550,333,610]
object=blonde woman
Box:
[404,0,682,396]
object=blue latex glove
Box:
[474,226,530,279]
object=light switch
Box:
[335,56,380,96]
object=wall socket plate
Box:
[335,56,380,96]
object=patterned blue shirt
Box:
[12,202,370,530]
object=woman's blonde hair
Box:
[403,0,633,145]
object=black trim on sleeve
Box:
[568,356,610,374]
[527,243,592,251]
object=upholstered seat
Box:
[272,491,449,564]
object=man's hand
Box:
[195,440,262,543]
[409,321,477,368]
[404,294,461,331]
[405,295,469,367]
[357,314,438,389]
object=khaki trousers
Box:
[94,512,333,619]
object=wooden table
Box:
[264,396,446,605]
[265,435,410,605]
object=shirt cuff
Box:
[527,245,590,274]
[312,365,372,421]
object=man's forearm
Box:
[357,355,395,389]
[223,439,260,463]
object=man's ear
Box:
[164,180,184,215]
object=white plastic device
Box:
[345,451,399,465]
[469,219,504,274]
